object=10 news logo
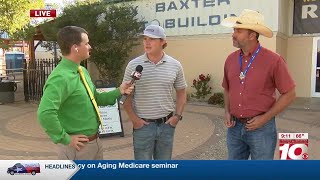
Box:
[279,133,308,160]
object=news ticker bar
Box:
[72,160,320,180]
[1,160,320,180]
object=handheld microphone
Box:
[119,65,143,104]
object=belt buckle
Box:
[232,116,246,124]
[156,118,164,124]
[240,117,252,124]
[239,118,247,124]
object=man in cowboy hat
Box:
[221,9,296,160]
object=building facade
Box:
[87,0,320,98]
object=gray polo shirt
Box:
[123,53,187,119]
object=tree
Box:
[0,0,44,50]
[0,0,45,35]
[40,1,144,85]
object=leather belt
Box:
[87,134,98,141]
[231,113,265,124]
[142,112,173,124]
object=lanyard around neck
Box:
[239,45,261,77]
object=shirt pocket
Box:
[70,81,90,105]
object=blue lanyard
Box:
[239,45,261,77]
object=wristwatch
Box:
[174,113,183,121]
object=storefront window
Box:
[316,40,320,92]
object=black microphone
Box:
[119,65,143,104]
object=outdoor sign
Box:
[293,0,320,34]
[97,87,124,137]
[132,0,278,36]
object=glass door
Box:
[312,37,320,97]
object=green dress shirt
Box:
[37,57,121,145]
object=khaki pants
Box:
[58,138,104,160]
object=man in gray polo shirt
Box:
[122,25,187,160]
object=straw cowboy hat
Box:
[221,9,273,38]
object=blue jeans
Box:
[133,122,176,160]
[227,117,277,160]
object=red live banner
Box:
[30,10,56,18]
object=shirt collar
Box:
[60,57,80,73]
[143,53,167,65]
[240,42,260,57]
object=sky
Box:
[45,0,74,7]
[30,0,75,24]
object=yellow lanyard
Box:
[78,66,102,126]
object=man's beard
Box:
[233,39,240,48]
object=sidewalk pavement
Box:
[0,97,319,160]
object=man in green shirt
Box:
[37,26,133,160]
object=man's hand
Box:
[119,81,134,95]
[165,116,179,127]
[245,115,267,131]
[224,112,235,128]
[69,134,89,151]
[132,117,149,129]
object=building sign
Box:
[293,0,320,34]
[132,0,278,36]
